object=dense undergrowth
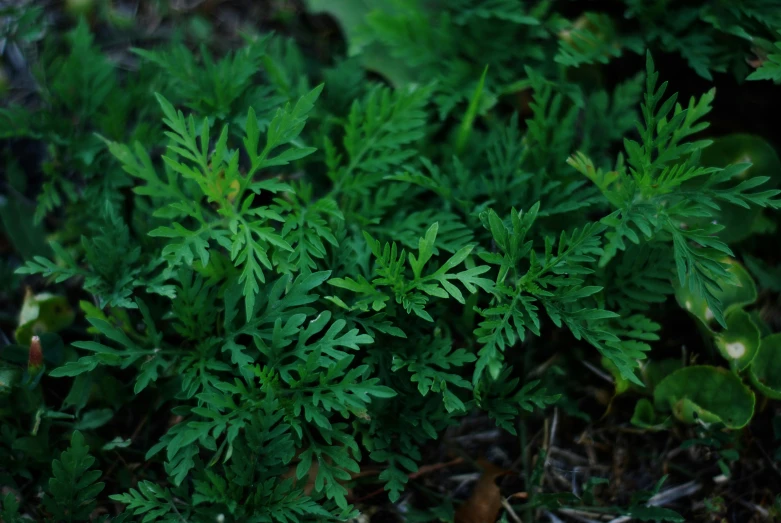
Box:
[3,1,781,521]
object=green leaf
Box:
[74,409,114,431]
[675,257,757,328]
[333,83,433,194]
[747,31,781,82]
[391,339,475,413]
[245,84,323,172]
[653,366,755,429]
[630,398,667,430]
[689,134,781,242]
[409,222,438,280]
[44,431,105,522]
[714,310,760,371]
[111,480,177,522]
[640,358,683,392]
[750,334,781,400]
[455,65,488,153]
[370,450,419,503]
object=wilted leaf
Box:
[455,460,509,523]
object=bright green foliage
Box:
[105,86,322,320]
[748,30,781,81]
[327,83,434,224]
[3,3,781,522]
[110,481,188,523]
[472,204,642,381]
[569,53,781,327]
[332,223,493,321]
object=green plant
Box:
[43,431,104,522]
[4,3,781,522]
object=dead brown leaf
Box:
[454,459,511,523]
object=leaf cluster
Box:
[4,3,781,522]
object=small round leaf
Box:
[714,309,760,371]
[653,366,755,429]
